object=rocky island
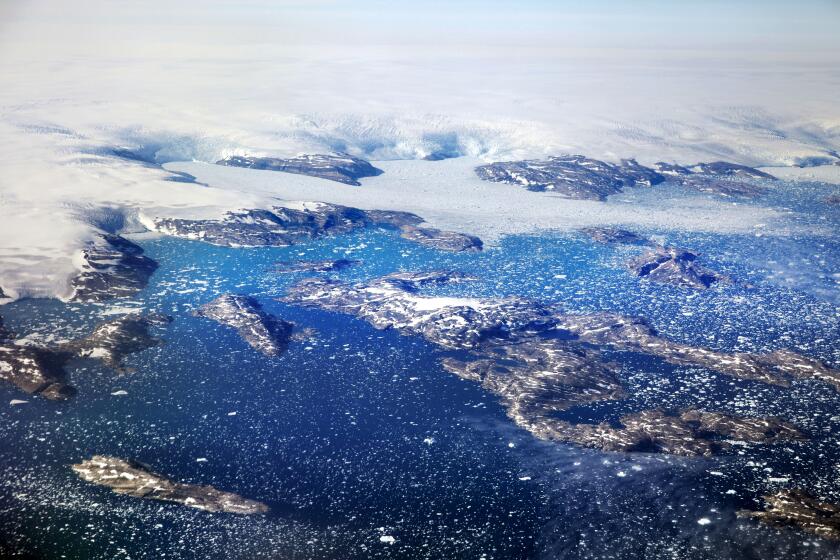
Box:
[72,455,269,514]
[274,259,360,274]
[281,270,836,455]
[739,489,840,541]
[66,313,171,371]
[216,153,383,185]
[578,228,727,289]
[475,155,776,199]
[0,317,76,400]
[148,202,483,253]
[0,313,171,400]
[627,246,725,289]
[194,295,294,356]
[579,227,652,246]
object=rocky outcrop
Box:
[627,246,725,289]
[524,409,803,456]
[150,204,413,247]
[72,455,268,514]
[577,228,727,289]
[148,202,483,253]
[739,490,840,541]
[474,154,775,200]
[274,259,360,273]
[441,339,626,420]
[281,271,834,455]
[579,227,651,245]
[66,314,171,372]
[217,153,383,185]
[685,162,776,180]
[71,234,158,302]
[0,313,170,400]
[193,295,293,356]
[398,225,483,252]
[475,155,665,200]
[0,318,75,400]
[553,312,840,389]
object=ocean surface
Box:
[0,179,838,559]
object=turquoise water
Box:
[0,181,838,559]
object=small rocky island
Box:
[475,155,776,199]
[71,234,158,302]
[627,246,725,289]
[194,295,294,356]
[149,202,483,253]
[398,225,483,252]
[0,313,170,400]
[579,227,726,289]
[579,227,652,246]
[281,270,837,455]
[739,489,840,541]
[72,455,268,514]
[217,152,383,185]
[274,259,360,273]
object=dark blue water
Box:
[0,180,838,559]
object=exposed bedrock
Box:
[149,202,482,253]
[65,313,170,372]
[398,225,483,253]
[71,234,158,302]
[72,455,268,514]
[274,259,360,274]
[522,409,803,456]
[475,155,665,200]
[578,228,727,290]
[579,227,652,246]
[193,295,293,356]
[282,271,835,455]
[0,313,170,400]
[475,155,775,199]
[627,246,726,289]
[216,152,383,185]
[739,489,840,541]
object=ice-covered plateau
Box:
[281,270,837,456]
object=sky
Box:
[2,0,840,55]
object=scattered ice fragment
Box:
[227,411,237,416]
[617,471,627,478]
[518,476,532,481]
[380,536,396,544]
[9,400,28,406]
[508,442,516,448]
[697,518,712,525]
[196,458,208,463]
[110,390,128,396]
[423,437,435,445]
